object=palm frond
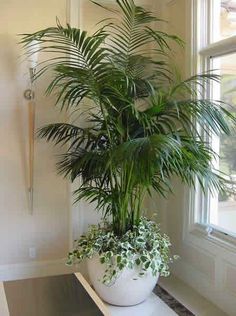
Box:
[21,21,109,108]
[37,123,99,150]
[21,0,236,235]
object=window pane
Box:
[213,1,236,42]
[210,53,236,234]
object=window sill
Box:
[188,222,236,253]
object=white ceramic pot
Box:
[87,255,159,306]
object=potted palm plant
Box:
[21,0,235,306]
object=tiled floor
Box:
[154,285,195,315]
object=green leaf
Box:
[117,255,122,264]
[135,258,141,265]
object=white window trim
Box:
[200,35,236,58]
[184,0,236,252]
[66,0,85,248]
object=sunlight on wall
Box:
[0,0,70,266]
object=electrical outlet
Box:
[29,247,36,259]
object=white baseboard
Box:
[0,258,78,281]
[171,259,235,316]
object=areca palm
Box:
[22,0,236,235]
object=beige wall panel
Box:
[0,0,70,266]
[225,264,236,295]
[180,245,215,281]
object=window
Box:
[216,0,236,41]
[210,53,236,234]
[193,0,236,238]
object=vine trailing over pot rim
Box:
[67,217,178,285]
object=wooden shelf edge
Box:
[0,282,9,316]
[74,273,111,316]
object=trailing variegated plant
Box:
[67,217,176,285]
[21,0,236,278]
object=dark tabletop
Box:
[4,274,104,316]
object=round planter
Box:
[87,255,159,306]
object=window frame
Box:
[184,0,236,250]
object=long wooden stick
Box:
[0,282,9,316]
[28,100,35,214]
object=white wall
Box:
[0,0,71,276]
